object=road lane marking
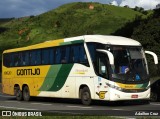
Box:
[41,104,52,106]
[4,101,21,103]
[67,105,92,108]
[31,103,52,105]
[0,106,37,110]
[48,110,83,115]
[112,109,124,110]
[31,103,44,105]
[0,94,15,98]
[150,103,160,106]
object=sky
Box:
[0,0,159,18]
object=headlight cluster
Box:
[106,83,123,91]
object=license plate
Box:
[131,95,138,98]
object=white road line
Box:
[41,104,52,106]
[0,94,15,98]
[67,105,92,108]
[4,101,21,103]
[0,106,37,110]
[112,109,124,110]
[150,103,160,106]
[48,110,83,115]
[31,103,44,105]
[31,102,52,106]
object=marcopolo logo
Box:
[4,71,12,75]
[17,68,40,76]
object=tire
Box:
[23,86,30,101]
[150,92,158,102]
[15,87,23,101]
[81,87,92,105]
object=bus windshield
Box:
[109,46,149,82]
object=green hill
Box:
[0,2,146,54]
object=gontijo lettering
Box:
[17,68,40,76]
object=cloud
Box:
[120,0,160,10]
[111,0,118,6]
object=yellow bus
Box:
[2,35,158,105]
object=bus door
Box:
[94,52,110,100]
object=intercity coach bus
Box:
[2,35,158,105]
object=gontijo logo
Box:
[17,68,40,76]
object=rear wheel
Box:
[23,86,30,101]
[150,92,158,102]
[81,87,92,105]
[14,86,23,101]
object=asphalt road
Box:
[0,93,160,117]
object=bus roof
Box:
[3,35,141,53]
[64,35,141,46]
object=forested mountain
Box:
[0,2,159,76]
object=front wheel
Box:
[23,86,30,101]
[81,87,92,105]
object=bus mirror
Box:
[96,49,114,65]
[145,51,158,64]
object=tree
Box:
[156,3,160,9]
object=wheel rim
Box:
[151,92,157,101]
[17,90,21,98]
[23,88,29,100]
[83,92,90,101]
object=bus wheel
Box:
[23,86,30,101]
[150,92,158,102]
[15,87,23,101]
[81,87,92,105]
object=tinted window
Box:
[14,53,21,66]
[87,43,96,62]
[30,50,41,65]
[55,47,61,64]
[42,49,49,65]
[3,43,89,67]
[49,49,54,64]
[65,47,70,63]
[23,52,29,66]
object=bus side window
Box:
[42,49,49,65]
[79,45,87,64]
[14,53,20,67]
[61,47,66,64]
[49,48,54,64]
[87,43,95,62]
[65,46,70,63]
[24,52,29,66]
[72,45,79,63]
[70,46,74,63]
[3,54,9,67]
[55,47,61,64]
[36,50,41,65]
[9,54,14,67]
[30,51,36,65]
